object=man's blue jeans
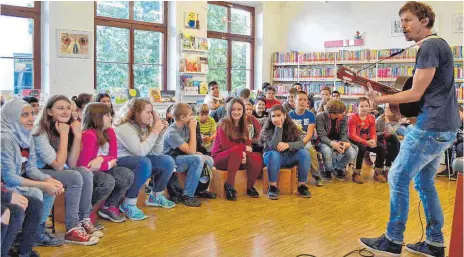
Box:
[385,126,456,247]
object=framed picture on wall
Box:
[391,19,403,37]
[453,13,463,33]
[57,29,91,58]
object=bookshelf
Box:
[272,46,464,103]
[179,33,209,103]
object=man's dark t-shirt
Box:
[414,37,460,132]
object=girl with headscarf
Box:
[1,99,64,250]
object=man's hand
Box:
[365,82,381,104]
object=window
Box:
[95,1,167,96]
[0,2,41,94]
[207,2,254,92]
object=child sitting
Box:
[260,105,312,200]
[348,97,388,184]
[195,104,217,152]
[211,98,262,200]
[252,97,269,125]
[163,103,215,207]
[289,91,323,186]
[264,86,281,110]
[282,88,297,114]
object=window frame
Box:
[94,1,168,91]
[207,1,255,91]
[0,2,41,90]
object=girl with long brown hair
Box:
[77,103,134,223]
[33,95,100,245]
[114,98,175,220]
[259,105,311,200]
[211,98,262,201]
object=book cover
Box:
[128,89,140,99]
[198,57,208,73]
[113,88,129,104]
[186,57,198,72]
[180,58,186,72]
[182,34,193,50]
[180,75,194,89]
[0,90,14,102]
[198,37,208,50]
[160,90,176,103]
[149,88,162,103]
[199,82,208,94]
[22,89,41,98]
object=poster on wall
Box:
[184,12,200,29]
[453,13,463,33]
[57,29,91,58]
[390,19,403,37]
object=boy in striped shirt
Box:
[195,104,217,152]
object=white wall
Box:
[276,1,463,52]
[41,1,94,98]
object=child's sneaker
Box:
[98,206,126,223]
[64,226,99,246]
[119,203,147,220]
[79,219,103,238]
[146,194,176,208]
[364,152,374,166]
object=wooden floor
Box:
[36,166,458,257]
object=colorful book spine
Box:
[273,67,298,80]
[454,64,463,79]
[451,46,463,59]
[455,83,463,100]
[272,51,299,64]
[299,67,335,79]
[377,65,414,79]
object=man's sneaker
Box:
[364,152,374,166]
[79,219,103,238]
[34,223,63,247]
[436,169,450,177]
[195,190,217,199]
[450,172,457,181]
[119,203,147,220]
[314,176,324,187]
[405,241,444,257]
[224,183,237,201]
[297,184,312,198]
[146,194,176,208]
[268,185,280,200]
[374,170,387,183]
[352,172,364,184]
[64,226,99,246]
[181,195,201,207]
[247,187,259,198]
[359,234,402,257]
[98,206,126,223]
[321,171,332,182]
[334,169,346,181]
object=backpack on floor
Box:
[166,173,184,203]
[195,164,211,194]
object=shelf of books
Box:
[179,33,209,103]
[272,45,464,103]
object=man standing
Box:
[360,2,460,257]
